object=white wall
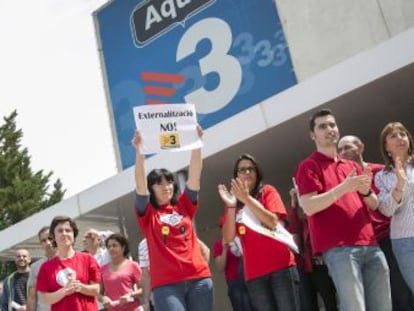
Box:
[275,0,414,80]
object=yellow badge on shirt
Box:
[238,225,246,235]
[161,226,170,236]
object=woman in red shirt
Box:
[131,128,212,311]
[36,216,101,311]
[219,154,300,311]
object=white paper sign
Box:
[133,103,202,154]
[238,205,299,253]
[11,301,22,309]
[111,296,135,306]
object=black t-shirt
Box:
[13,272,29,306]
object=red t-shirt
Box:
[367,162,391,242]
[295,151,376,255]
[100,260,142,311]
[287,206,313,272]
[135,192,211,289]
[230,185,296,281]
[36,252,101,311]
[212,240,240,281]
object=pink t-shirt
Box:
[100,260,142,311]
[36,252,100,311]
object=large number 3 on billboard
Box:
[176,18,242,114]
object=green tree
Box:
[0,110,65,230]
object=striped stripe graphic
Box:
[141,72,185,105]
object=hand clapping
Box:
[218,184,237,207]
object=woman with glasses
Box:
[375,122,414,294]
[36,216,101,311]
[131,127,213,311]
[99,233,143,310]
[218,154,300,311]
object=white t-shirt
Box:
[138,239,149,269]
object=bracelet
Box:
[360,189,372,198]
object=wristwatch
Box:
[360,189,372,198]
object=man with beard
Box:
[338,135,414,311]
[294,109,391,311]
[27,227,56,311]
[1,249,31,311]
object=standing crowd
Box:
[1,108,414,311]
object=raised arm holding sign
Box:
[131,126,213,311]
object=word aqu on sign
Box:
[132,0,215,46]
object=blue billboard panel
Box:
[94,0,297,169]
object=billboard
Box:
[94,0,297,169]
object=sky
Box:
[0,0,118,197]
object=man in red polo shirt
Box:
[294,109,391,311]
[338,135,414,311]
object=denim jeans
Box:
[310,264,338,311]
[392,237,414,296]
[153,278,213,311]
[323,246,391,311]
[246,266,301,311]
[227,278,253,311]
[297,267,319,311]
[380,237,414,311]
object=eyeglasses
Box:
[237,166,255,174]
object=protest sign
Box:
[133,103,202,154]
[237,205,299,253]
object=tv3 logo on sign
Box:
[130,0,290,114]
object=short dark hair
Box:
[233,153,263,198]
[105,233,130,258]
[147,168,179,207]
[37,226,50,240]
[309,109,334,132]
[49,216,79,248]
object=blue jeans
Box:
[153,278,213,311]
[246,266,301,311]
[323,246,391,311]
[392,237,414,296]
[380,237,414,311]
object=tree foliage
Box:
[0,110,65,231]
